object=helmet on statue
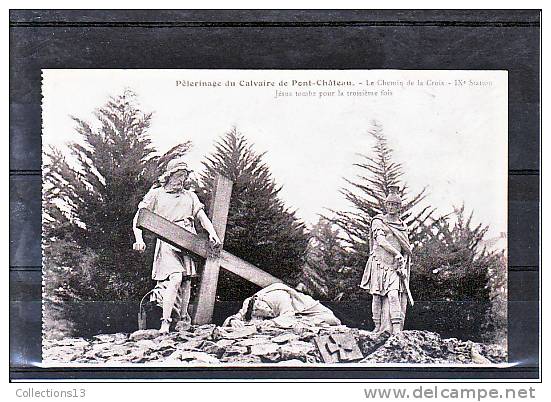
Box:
[385,186,402,205]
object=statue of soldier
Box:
[360,186,413,334]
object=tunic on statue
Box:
[359,216,410,295]
[138,186,205,280]
[360,214,412,332]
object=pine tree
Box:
[330,120,436,267]
[413,205,494,302]
[42,90,192,302]
[316,121,503,335]
[412,206,503,338]
[483,252,507,346]
[298,218,353,301]
[197,127,309,300]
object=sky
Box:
[42,69,508,238]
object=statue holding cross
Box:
[132,159,223,334]
[132,158,281,333]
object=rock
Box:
[476,343,507,363]
[257,326,287,336]
[272,333,300,344]
[212,326,257,340]
[179,351,220,364]
[290,323,321,340]
[147,352,162,362]
[191,324,217,340]
[93,333,128,343]
[126,349,147,363]
[158,338,177,349]
[173,332,192,342]
[159,348,178,358]
[135,339,158,350]
[360,331,439,363]
[91,342,112,351]
[83,349,99,360]
[42,325,506,365]
[471,345,492,364]
[220,354,262,364]
[235,337,273,347]
[83,341,118,360]
[55,337,90,348]
[215,339,235,348]
[100,345,130,358]
[357,330,391,356]
[166,350,183,361]
[200,340,226,358]
[129,329,160,341]
[223,345,248,356]
[176,339,203,351]
[297,330,318,342]
[358,331,507,364]
[249,342,280,356]
[321,325,351,334]
[279,341,316,362]
[43,346,82,362]
[442,338,472,361]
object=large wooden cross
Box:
[136,174,281,324]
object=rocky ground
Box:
[43,323,507,365]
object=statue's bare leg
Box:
[388,290,403,334]
[372,294,382,332]
[175,278,192,332]
[160,272,183,334]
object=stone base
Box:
[43,325,507,365]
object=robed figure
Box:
[223,283,341,328]
[360,187,413,334]
[132,158,221,334]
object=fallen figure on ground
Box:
[222,282,342,328]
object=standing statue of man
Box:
[360,186,413,334]
[132,158,221,334]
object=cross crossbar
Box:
[136,209,281,288]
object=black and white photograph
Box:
[40,69,508,367]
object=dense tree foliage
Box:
[42,91,194,337]
[306,122,506,341]
[329,121,436,268]
[297,217,357,301]
[43,98,506,343]
[196,128,309,300]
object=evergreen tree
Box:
[412,205,494,302]
[298,218,355,301]
[330,120,436,267]
[311,121,503,337]
[197,127,309,300]
[483,252,507,346]
[411,206,504,338]
[43,90,192,302]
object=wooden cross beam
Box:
[136,174,281,324]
